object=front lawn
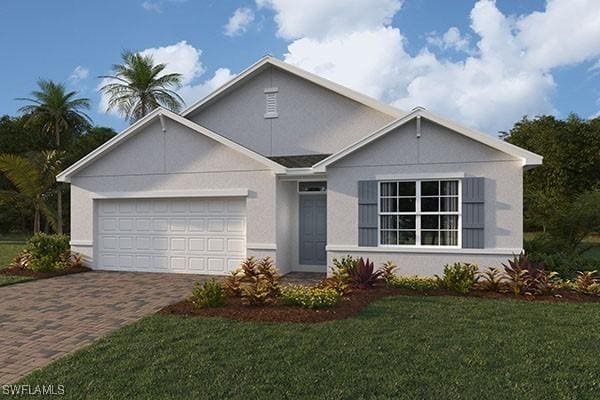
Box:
[0,233,27,269]
[19,296,600,399]
[0,274,33,287]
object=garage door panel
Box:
[189,238,205,252]
[170,237,186,251]
[118,236,134,250]
[153,218,169,232]
[152,237,169,251]
[170,219,187,232]
[170,256,186,270]
[96,198,246,274]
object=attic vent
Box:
[264,87,278,118]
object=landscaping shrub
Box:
[347,257,381,289]
[525,233,600,278]
[503,252,560,296]
[224,257,281,305]
[320,255,356,294]
[573,270,600,295]
[528,250,600,279]
[478,267,507,292]
[280,285,341,309]
[380,261,398,282]
[15,233,71,272]
[191,279,227,308]
[386,275,439,291]
[437,263,479,294]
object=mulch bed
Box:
[0,265,91,279]
[158,285,600,324]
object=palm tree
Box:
[0,151,62,233]
[16,80,92,234]
[16,80,92,148]
[99,50,184,123]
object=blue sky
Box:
[1,0,599,134]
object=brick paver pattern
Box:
[0,270,325,384]
[0,271,201,384]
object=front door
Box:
[299,194,327,265]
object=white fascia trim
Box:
[70,240,93,247]
[57,108,287,183]
[376,172,466,180]
[247,243,277,251]
[181,56,405,119]
[90,188,249,200]
[326,245,522,255]
[420,110,543,167]
[313,109,543,170]
[57,109,163,182]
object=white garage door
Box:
[96,197,246,274]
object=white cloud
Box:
[178,68,236,105]
[285,27,411,100]
[68,66,89,83]
[142,1,162,13]
[224,7,255,37]
[257,0,402,40]
[139,41,204,86]
[427,27,472,54]
[98,41,234,117]
[273,0,600,134]
[141,0,187,13]
[517,0,600,70]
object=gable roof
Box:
[181,56,405,119]
[313,107,543,170]
[56,108,286,182]
[268,154,331,168]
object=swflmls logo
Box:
[2,384,65,396]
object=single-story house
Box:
[57,56,542,276]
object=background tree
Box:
[0,151,62,233]
[99,50,184,124]
[16,80,92,234]
[504,114,600,232]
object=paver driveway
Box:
[0,271,202,384]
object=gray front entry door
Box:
[299,194,327,265]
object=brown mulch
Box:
[0,265,91,279]
[158,285,600,324]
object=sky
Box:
[1,0,600,135]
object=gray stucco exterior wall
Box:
[188,66,395,156]
[326,119,523,275]
[69,119,278,267]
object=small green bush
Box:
[280,285,341,309]
[386,275,439,291]
[191,279,227,308]
[437,263,479,294]
[24,233,71,272]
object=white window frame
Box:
[377,179,462,248]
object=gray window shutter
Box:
[358,181,378,246]
[462,177,485,248]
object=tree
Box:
[16,80,92,234]
[99,50,184,124]
[504,114,600,231]
[0,151,62,233]
[64,126,117,168]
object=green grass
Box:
[0,274,32,287]
[0,233,27,269]
[16,296,600,399]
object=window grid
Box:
[378,180,461,247]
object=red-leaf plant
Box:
[347,257,382,289]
